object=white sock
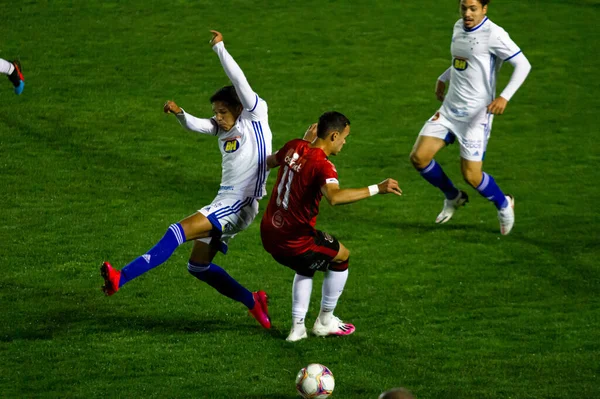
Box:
[319,269,349,325]
[0,59,14,75]
[291,273,313,328]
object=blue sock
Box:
[119,223,186,287]
[419,160,460,200]
[187,261,255,309]
[476,172,508,210]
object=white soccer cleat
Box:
[312,316,355,337]
[286,326,308,342]
[498,195,515,235]
[436,190,469,224]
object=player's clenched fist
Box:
[210,30,223,46]
[163,100,182,114]
[377,179,403,196]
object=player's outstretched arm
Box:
[321,178,402,206]
[210,30,258,112]
[164,100,217,135]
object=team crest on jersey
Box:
[272,210,284,228]
[223,138,240,153]
[453,57,469,71]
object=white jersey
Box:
[442,17,521,121]
[175,42,272,199]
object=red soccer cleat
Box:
[100,261,121,296]
[248,290,271,329]
[8,60,24,95]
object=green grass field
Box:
[1,1,599,398]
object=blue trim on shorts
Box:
[444,131,456,145]
[206,214,223,232]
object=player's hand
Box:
[210,30,223,47]
[435,80,446,102]
[302,123,318,142]
[163,100,182,115]
[377,178,402,196]
[487,96,508,115]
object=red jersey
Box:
[261,139,338,255]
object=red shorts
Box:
[268,230,344,277]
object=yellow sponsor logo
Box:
[224,139,239,153]
[453,57,468,71]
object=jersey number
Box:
[276,166,294,210]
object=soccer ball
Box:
[295,363,335,398]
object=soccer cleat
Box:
[498,195,515,235]
[8,60,24,95]
[436,190,469,224]
[249,290,271,329]
[312,316,355,337]
[100,261,121,296]
[286,326,308,342]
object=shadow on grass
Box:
[0,283,285,342]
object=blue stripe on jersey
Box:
[463,16,488,32]
[249,94,259,112]
[505,50,522,62]
[256,121,268,195]
[251,121,261,197]
[489,53,497,101]
[252,121,266,197]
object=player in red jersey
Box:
[261,111,402,341]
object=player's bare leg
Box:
[312,243,355,338]
[411,136,467,223]
[462,159,514,235]
[179,212,215,240]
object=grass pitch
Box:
[1,1,598,398]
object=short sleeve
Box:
[317,160,339,188]
[489,27,521,61]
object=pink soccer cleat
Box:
[249,290,271,329]
[100,261,121,296]
[312,316,355,337]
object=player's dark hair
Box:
[210,85,242,108]
[459,0,490,5]
[316,111,351,139]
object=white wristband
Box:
[368,184,379,196]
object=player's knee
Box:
[409,150,430,170]
[335,246,350,262]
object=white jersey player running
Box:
[100,31,272,331]
[410,0,531,235]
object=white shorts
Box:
[198,196,259,254]
[418,109,494,161]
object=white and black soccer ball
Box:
[295,363,335,399]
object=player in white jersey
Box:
[100,31,272,330]
[410,0,531,235]
[0,58,25,94]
